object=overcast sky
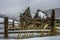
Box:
[0,0,60,21]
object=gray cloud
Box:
[0,0,60,20]
[29,0,60,13]
[0,0,32,20]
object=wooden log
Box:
[50,9,55,35]
[4,17,8,38]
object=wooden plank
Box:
[0,31,50,34]
[0,29,51,34]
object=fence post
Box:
[50,9,55,35]
[4,17,8,38]
[12,19,14,27]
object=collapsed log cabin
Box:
[19,7,49,30]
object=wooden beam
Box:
[4,17,8,38]
[50,9,55,35]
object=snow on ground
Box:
[24,36,60,40]
[0,36,60,40]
